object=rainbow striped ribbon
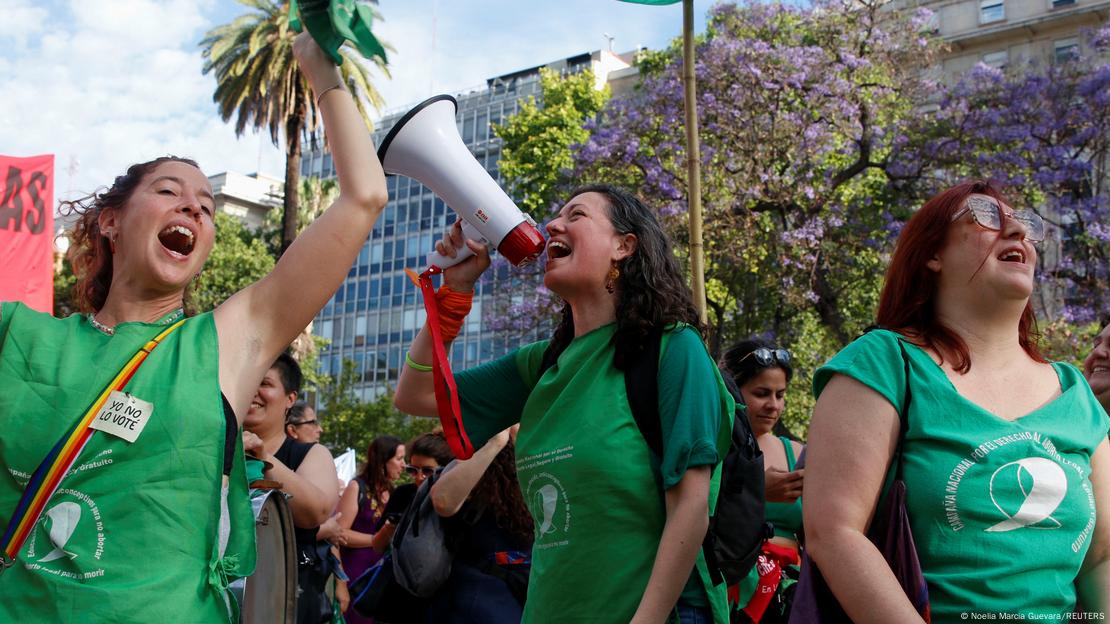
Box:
[0,319,186,572]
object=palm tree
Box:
[201,0,388,255]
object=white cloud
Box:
[0,0,49,48]
[0,0,711,206]
[0,0,284,203]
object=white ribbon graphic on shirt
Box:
[39,502,81,562]
[986,457,1067,532]
[536,484,559,535]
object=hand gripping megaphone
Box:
[376,95,546,270]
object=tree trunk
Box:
[281,95,306,257]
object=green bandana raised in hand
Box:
[291,0,388,66]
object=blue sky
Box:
[0,0,713,200]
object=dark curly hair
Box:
[545,184,702,369]
[59,156,201,313]
[469,440,533,544]
[358,435,403,507]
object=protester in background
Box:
[243,352,340,624]
[804,181,1109,621]
[396,185,734,623]
[337,436,406,624]
[1084,323,1110,414]
[721,340,803,623]
[429,425,533,623]
[286,401,324,444]
[0,32,385,622]
[407,430,455,486]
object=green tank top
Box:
[816,329,1109,620]
[0,302,256,622]
[764,436,803,540]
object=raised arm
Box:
[394,221,490,416]
[803,374,926,623]
[430,428,510,517]
[216,32,387,420]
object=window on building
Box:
[979,0,1004,23]
[1050,0,1075,7]
[1054,37,1079,63]
[982,50,1008,68]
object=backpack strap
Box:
[624,328,665,457]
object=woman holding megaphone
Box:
[395,186,734,623]
[0,33,386,622]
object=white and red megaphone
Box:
[377,95,545,270]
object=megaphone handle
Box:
[426,219,487,270]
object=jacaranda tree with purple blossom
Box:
[893,24,1110,329]
[574,0,942,353]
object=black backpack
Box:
[539,328,768,587]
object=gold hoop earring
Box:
[605,265,620,295]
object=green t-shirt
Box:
[0,302,256,623]
[456,324,733,623]
[815,329,1110,620]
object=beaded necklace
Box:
[87,308,185,336]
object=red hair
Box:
[876,180,1045,373]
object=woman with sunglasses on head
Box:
[395,185,735,624]
[803,181,1109,622]
[336,435,405,624]
[0,33,386,622]
[720,341,803,623]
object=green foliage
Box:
[260,176,340,256]
[200,0,387,252]
[53,256,78,318]
[494,67,610,217]
[190,212,276,313]
[316,359,435,463]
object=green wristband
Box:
[405,351,433,372]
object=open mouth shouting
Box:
[546,240,571,263]
[158,223,196,258]
[996,246,1027,265]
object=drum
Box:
[230,489,297,624]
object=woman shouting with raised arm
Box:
[0,32,386,623]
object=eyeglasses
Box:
[405,465,437,477]
[951,195,1045,243]
[288,419,319,427]
[737,347,791,368]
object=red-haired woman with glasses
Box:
[803,181,1109,621]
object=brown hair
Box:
[60,156,200,312]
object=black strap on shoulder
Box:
[893,341,912,481]
[625,328,664,457]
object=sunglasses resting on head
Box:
[738,347,791,368]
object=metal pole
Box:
[682,0,707,326]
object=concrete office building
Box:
[889,0,1109,77]
[303,49,635,400]
[207,171,284,231]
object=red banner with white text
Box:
[0,154,55,313]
